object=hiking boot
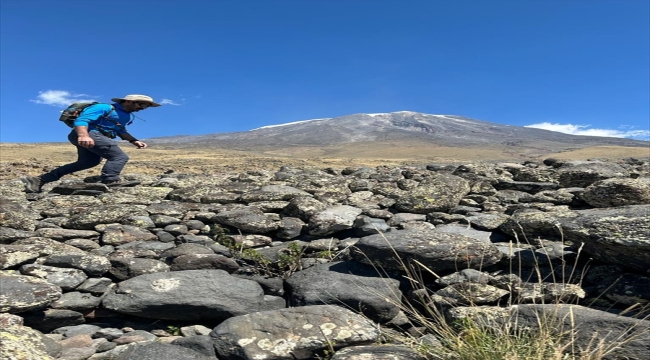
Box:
[21,176,43,193]
[101,179,141,188]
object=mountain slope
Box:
[148,111,648,158]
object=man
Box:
[22,94,161,193]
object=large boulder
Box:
[211,305,380,360]
[581,177,650,207]
[351,229,502,272]
[64,204,149,230]
[559,205,650,273]
[286,261,402,323]
[102,270,285,321]
[448,304,650,360]
[511,304,650,360]
[556,161,630,187]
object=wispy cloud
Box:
[31,90,97,107]
[525,122,650,141]
[160,98,181,106]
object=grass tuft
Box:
[362,228,649,360]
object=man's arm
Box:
[74,126,94,148]
[119,132,148,149]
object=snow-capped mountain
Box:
[148,111,648,157]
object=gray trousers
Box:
[40,131,129,183]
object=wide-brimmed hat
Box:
[110,94,162,107]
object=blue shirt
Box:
[73,103,133,138]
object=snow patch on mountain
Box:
[252,112,471,132]
[433,115,471,123]
[251,118,331,131]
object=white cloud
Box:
[160,98,181,106]
[31,90,97,107]
[525,122,650,140]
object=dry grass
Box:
[539,146,650,161]
[1,142,648,182]
[352,229,650,360]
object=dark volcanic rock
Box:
[351,229,503,272]
[102,270,284,321]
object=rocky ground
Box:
[1,153,650,359]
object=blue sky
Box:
[1,0,648,143]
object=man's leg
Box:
[39,132,103,183]
[87,132,129,182]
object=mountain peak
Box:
[149,111,648,158]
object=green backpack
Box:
[59,102,114,128]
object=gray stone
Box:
[20,264,88,291]
[102,270,284,321]
[101,224,158,246]
[22,309,85,333]
[240,185,311,202]
[0,274,62,313]
[50,291,103,311]
[281,196,327,221]
[559,205,650,272]
[115,342,213,360]
[211,305,380,360]
[64,204,149,230]
[352,229,502,272]
[35,228,100,241]
[331,345,426,359]
[109,257,170,280]
[511,304,650,360]
[581,177,650,207]
[43,254,111,276]
[556,161,630,187]
[170,253,239,273]
[494,181,560,193]
[308,205,362,236]
[286,261,402,323]
[215,207,279,233]
[394,173,471,214]
[0,245,40,269]
[0,226,35,244]
[466,213,510,230]
[171,335,217,358]
[0,324,63,359]
[276,217,306,239]
[353,216,390,236]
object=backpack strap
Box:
[90,105,130,138]
[92,105,124,128]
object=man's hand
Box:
[131,140,148,149]
[77,135,95,148]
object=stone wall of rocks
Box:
[1,157,649,360]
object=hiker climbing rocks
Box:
[21,94,161,193]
